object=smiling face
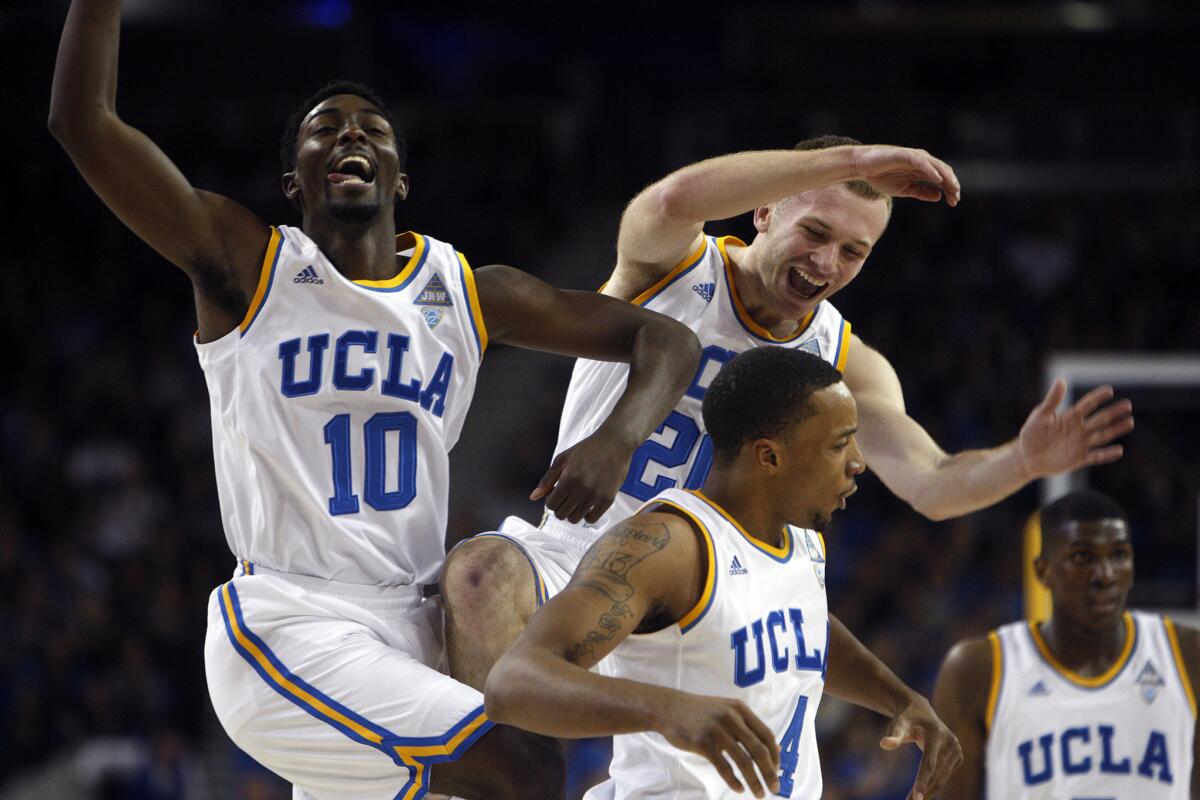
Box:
[284,93,408,225]
[1037,518,1134,633]
[748,184,890,322]
[770,382,866,530]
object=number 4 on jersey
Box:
[777,694,808,797]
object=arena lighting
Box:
[1060,1,1115,31]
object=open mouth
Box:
[327,154,376,186]
[788,267,827,300]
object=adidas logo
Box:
[692,282,715,303]
[1028,680,1050,697]
[293,265,324,285]
[729,555,748,576]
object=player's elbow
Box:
[482,655,523,726]
[47,103,106,152]
[638,313,701,370]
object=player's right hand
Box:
[849,145,961,207]
[654,693,781,797]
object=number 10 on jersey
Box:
[323,412,418,515]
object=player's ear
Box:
[1033,555,1050,587]
[753,204,772,234]
[753,438,781,472]
[283,172,300,202]
[395,172,410,202]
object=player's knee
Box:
[441,537,535,622]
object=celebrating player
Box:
[486,347,962,799]
[49,1,702,797]
[442,135,1135,691]
[932,489,1198,798]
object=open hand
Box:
[1018,379,1134,479]
[657,694,781,798]
[530,432,636,524]
[880,696,963,800]
[850,146,961,207]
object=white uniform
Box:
[985,610,1195,799]
[583,488,830,800]
[198,226,491,800]
[487,235,851,599]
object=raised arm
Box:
[474,265,701,523]
[49,0,268,338]
[931,637,993,800]
[607,146,960,301]
[824,615,962,800]
[842,336,1134,520]
[485,511,781,798]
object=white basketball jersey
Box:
[195,226,487,586]
[546,235,851,548]
[985,610,1195,799]
[587,488,830,800]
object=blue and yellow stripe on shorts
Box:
[218,581,493,799]
[473,533,550,606]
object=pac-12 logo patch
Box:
[1137,661,1165,704]
[414,273,454,307]
[421,307,443,329]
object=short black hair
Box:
[1039,489,1129,553]
[278,80,406,175]
[702,347,845,467]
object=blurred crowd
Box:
[4,2,1198,798]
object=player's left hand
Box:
[1017,379,1134,478]
[879,695,963,800]
[530,432,636,524]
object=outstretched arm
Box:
[608,145,961,301]
[475,266,701,523]
[825,615,962,800]
[485,512,781,798]
[931,637,993,800]
[843,336,1134,520]
[49,0,268,338]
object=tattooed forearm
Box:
[562,521,671,665]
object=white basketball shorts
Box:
[205,564,491,800]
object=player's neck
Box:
[303,215,401,282]
[700,471,787,550]
[729,252,793,340]
[1039,612,1129,677]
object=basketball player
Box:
[932,489,1198,798]
[443,136,1136,692]
[485,348,962,799]
[49,2,703,798]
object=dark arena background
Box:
[4,1,1198,798]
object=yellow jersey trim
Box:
[650,499,717,633]
[630,238,710,307]
[353,232,426,288]
[1164,616,1197,719]
[716,236,814,343]
[239,226,283,334]
[691,489,792,561]
[834,320,852,371]
[985,631,1002,731]
[817,532,827,559]
[1028,612,1135,688]
[457,252,489,355]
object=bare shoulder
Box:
[934,635,996,715]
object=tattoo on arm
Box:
[564,522,670,664]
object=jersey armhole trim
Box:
[630,237,710,307]
[835,320,852,371]
[456,252,489,356]
[985,630,1003,732]
[1164,615,1197,719]
[648,499,718,633]
[239,226,284,336]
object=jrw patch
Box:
[414,273,454,307]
